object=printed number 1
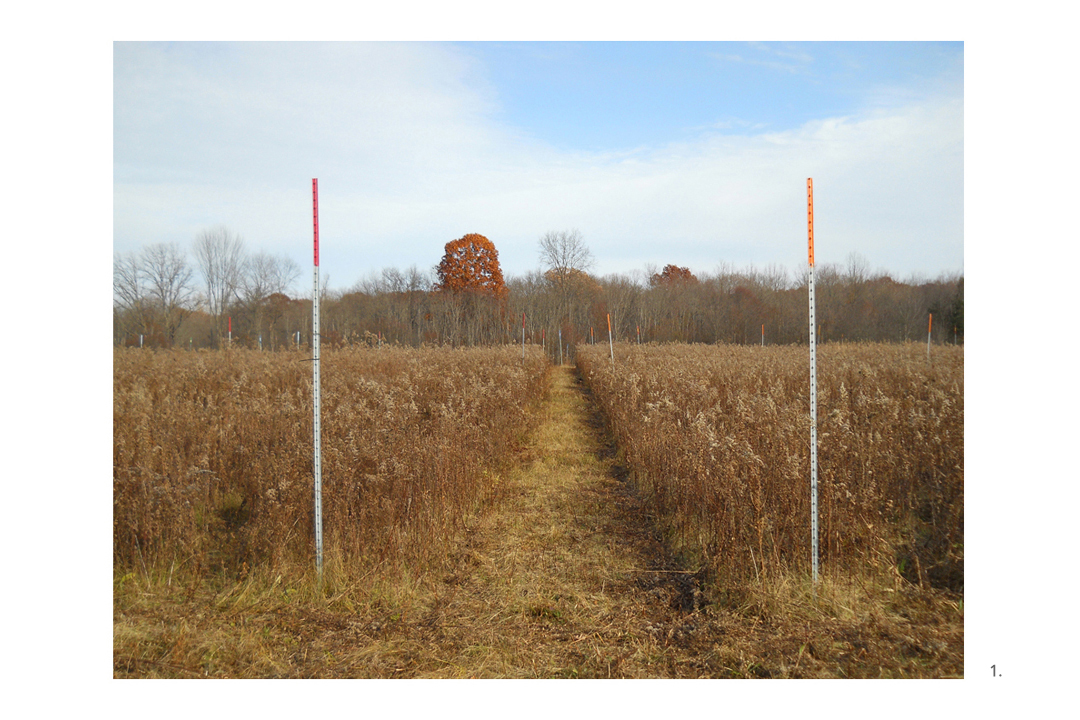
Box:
[992,665,997,677]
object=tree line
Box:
[114,226,963,356]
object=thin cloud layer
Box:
[115,42,963,292]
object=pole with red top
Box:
[312,178,323,581]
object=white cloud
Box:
[115,42,963,292]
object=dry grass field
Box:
[114,341,962,678]
[113,345,549,586]
[577,341,963,672]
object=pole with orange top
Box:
[927,313,933,363]
[807,177,819,585]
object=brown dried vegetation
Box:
[114,341,963,678]
[113,345,549,582]
[576,342,963,597]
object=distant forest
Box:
[114,227,963,358]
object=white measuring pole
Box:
[312,178,324,580]
[522,311,526,363]
[927,313,933,363]
[807,178,819,585]
[607,313,614,367]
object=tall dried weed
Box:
[577,342,963,594]
[113,346,549,582]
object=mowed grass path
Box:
[345,365,715,678]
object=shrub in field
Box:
[113,345,549,579]
[577,342,963,592]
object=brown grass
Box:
[114,342,962,678]
[576,341,963,594]
[113,345,549,584]
[575,341,963,676]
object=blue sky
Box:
[114,41,964,294]
[460,41,961,150]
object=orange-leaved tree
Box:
[434,233,508,298]
[650,264,698,286]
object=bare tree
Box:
[237,251,300,346]
[845,252,870,285]
[142,242,196,346]
[601,273,644,342]
[193,225,246,347]
[538,229,596,343]
[113,250,147,344]
[270,254,301,297]
[114,251,142,309]
[538,229,595,278]
[242,252,300,303]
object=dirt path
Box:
[342,365,723,678]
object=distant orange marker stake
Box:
[927,313,933,363]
